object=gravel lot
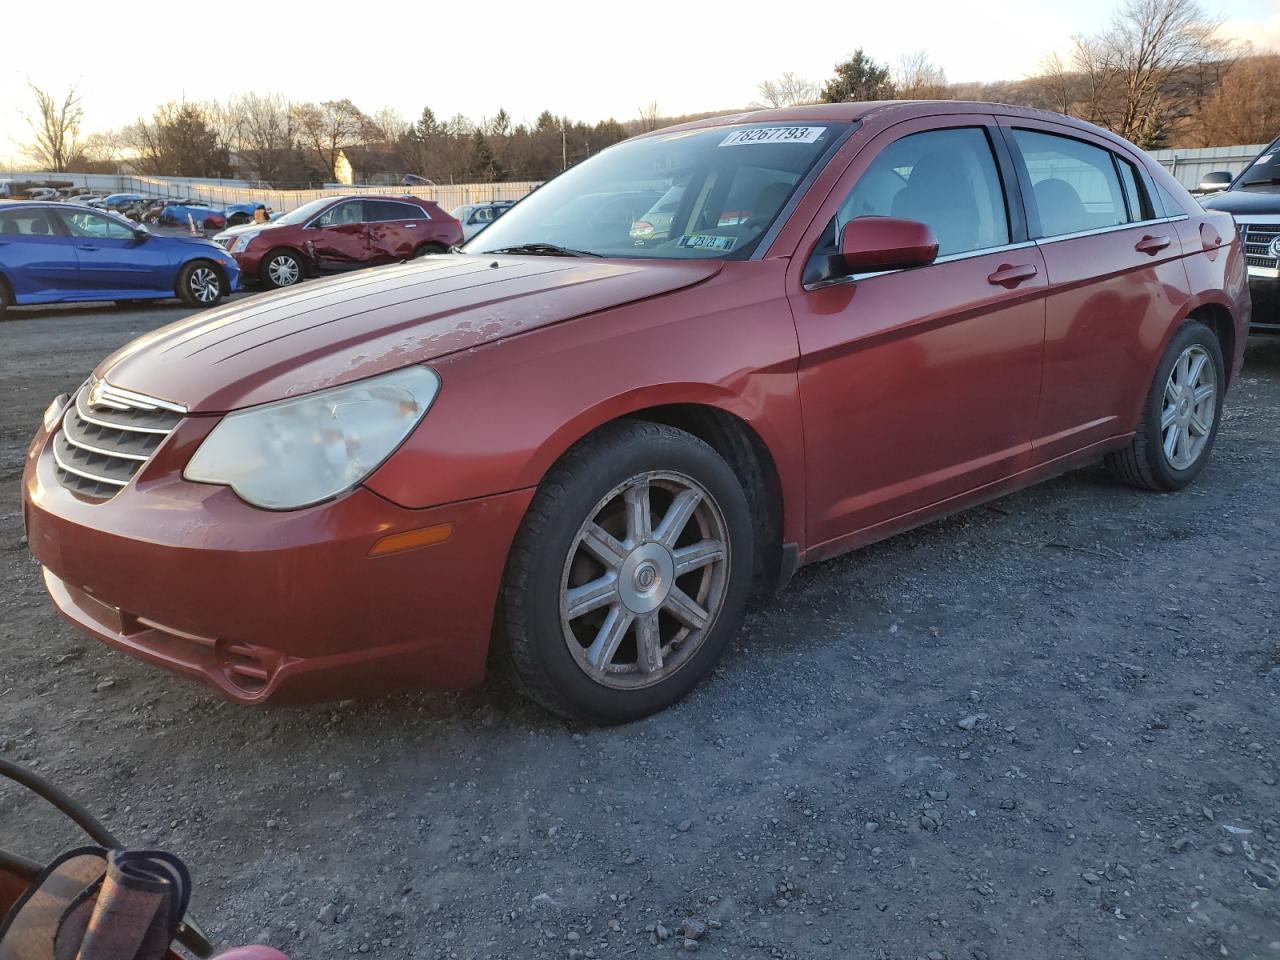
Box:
[1,299,1278,960]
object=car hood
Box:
[96,254,722,413]
[1199,187,1280,215]
[213,221,284,241]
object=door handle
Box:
[1135,235,1171,255]
[77,244,98,251]
[405,223,417,229]
[987,263,1038,288]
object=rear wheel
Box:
[502,421,753,724]
[260,249,303,289]
[1105,320,1225,491]
[0,278,9,319]
[413,242,448,258]
[177,261,225,307]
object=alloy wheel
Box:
[188,267,222,304]
[268,255,300,287]
[1162,344,1217,470]
[560,471,730,689]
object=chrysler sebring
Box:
[23,102,1249,723]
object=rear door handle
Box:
[1135,235,1171,255]
[77,244,98,251]
[405,223,417,229]
[987,263,1038,288]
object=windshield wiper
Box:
[488,242,602,258]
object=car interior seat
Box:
[1032,178,1089,236]
[890,151,978,255]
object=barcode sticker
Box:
[720,126,826,147]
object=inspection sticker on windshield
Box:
[720,126,825,147]
[678,233,737,252]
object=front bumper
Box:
[1247,272,1280,334]
[22,418,532,704]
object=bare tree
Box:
[77,130,126,170]
[1193,53,1280,145]
[227,92,296,181]
[22,82,84,172]
[1041,0,1222,147]
[292,99,373,177]
[755,72,820,108]
[636,101,661,133]
[370,107,410,143]
[1032,52,1084,114]
[894,52,949,100]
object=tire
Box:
[176,261,226,308]
[501,420,754,724]
[413,242,447,258]
[259,249,304,289]
[0,278,9,319]
[1105,319,1225,491]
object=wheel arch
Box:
[176,256,228,297]
[1184,301,1236,385]
[525,392,792,597]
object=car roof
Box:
[654,100,1117,140]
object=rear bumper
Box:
[23,420,532,704]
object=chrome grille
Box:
[1241,223,1280,269]
[53,379,185,500]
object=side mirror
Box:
[828,216,939,279]
[1199,171,1232,192]
[133,224,150,240]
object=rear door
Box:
[364,199,431,261]
[787,116,1048,549]
[0,207,81,300]
[997,120,1191,461]
[306,200,371,269]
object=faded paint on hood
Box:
[97,255,722,413]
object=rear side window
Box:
[0,209,59,237]
[1011,129,1127,238]
[1115,158,1155,221]
[366,200,422,222]
[830,126,1010,257]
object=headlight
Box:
[231,230,262,252]
[184,367,440,509]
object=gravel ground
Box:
[1,299,1278,960]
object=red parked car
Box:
[24,102,1249,724]
[212,195,462,289]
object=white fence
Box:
[1148,144,1268,189]
[0,171,541,213]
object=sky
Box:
[4,0,1280,167]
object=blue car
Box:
[0,202,241,315]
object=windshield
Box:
[273,197,336,226]
[1237,139,1280,188]
[467,122,848,260]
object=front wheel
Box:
[176,261,225,307]
[1106,320,1225,491]
[259,249,304,289]
[502,421,754,724]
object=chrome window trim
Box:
[1032,214,1187,246]
[803,240,1039,291]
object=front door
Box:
[998,120,1192,460]
[55,209,171,295]
[787,117,1048,551]
[306,200,370,270]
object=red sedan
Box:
[24,102,1249,724]
[212,195,462,289]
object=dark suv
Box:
[1200,138,1280,334]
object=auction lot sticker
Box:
[720,126,826,146]
[678,234,737,252]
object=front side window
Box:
[313,201,364,227]
[826,126,1011,259]
[60,210,135,240]
[467,121,848,260]
[1012,129,1127,238]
